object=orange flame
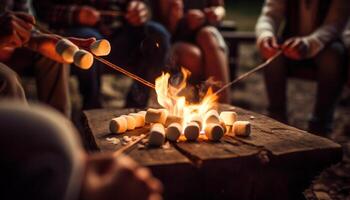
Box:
[155,68,219,130]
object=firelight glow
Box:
[155,68,219,132]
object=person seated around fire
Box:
[255,0,349,135]
[0,101,163,200]
[33,0,171,109]
[156,0,230,103]
[0,1,98,117]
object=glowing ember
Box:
[155,68,219,132]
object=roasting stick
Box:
[33,23,156,89]
[214,51,282,95]
[113,132,149,157]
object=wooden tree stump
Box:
[82,104,342,200]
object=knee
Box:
[316,42,347,75]
[196,26,222,49]
[172,43,202,74]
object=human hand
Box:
[186,9,206,30]
[204,6,225,25]
[81,154,163,200]
[28,33,96,63]
[126,1,149,26]
[0,11,35,49]
[258,36,280,60]
[282,37,308,60]
[77,6,101,26]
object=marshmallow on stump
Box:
[205,110,220,124]
[138,111,146,117]
[122,115,136,130]
[184,122,200,141]
[190,115,203,130]
[73,49,94,69]
[129,113,145,128]
[90,39,111,56]
[55,39,79,63]
[148,123,165,146]
[165,115,183,127]
[219,111,237,126]
[110,116,127,134]
[145,108,167,124]
[205,123,224,141]
[233,121,251,137]
[166,123,182,142]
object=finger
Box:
[14,12,36,25]
[13,15,33,30]
[282,38,296,50]
[135,168,152,181]
[118,155,139,170]
[147,178,163,193]
[8,31,23,48]
[149,193,163,200]
[270,37,280,49]
[12,21,31,44]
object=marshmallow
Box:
[148,123,165,146]
[219,111,237,126]
[233,121,251,137]
[129,113,145,128]
[73,49,94,69]
[121,115,136,131]
[184,122,200,141]
[190,115,203,130]
[55,39,79,63]
[205,123,224,141]
[90,39,111,56]
[145,108,167,124]
[110,116,127,134]
[165,115,183,127]
[204,109,220,124]
[166,123,182,142]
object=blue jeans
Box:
[66,21,170,108]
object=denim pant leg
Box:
[66,27,103,109]
[109,21,170,107]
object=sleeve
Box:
[32,0,82,27]
[303,0,350,57]
[255,0,286,45]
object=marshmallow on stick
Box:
[184,122,200,141]
[190,115,203,130]
[148,123,165,146]
[233,121,251,137]
[205,123,224,141]
[145,108,168,124]
[55,39,79,63]
[220,111,237,126]
[90,39,111,56]
[166,123,182,142]
[110,116,128,134]
[129,113,145,128]
[73,49,94,69]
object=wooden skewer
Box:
[32,23,155,89]
[100,10,124,17]
[214,51,282,95]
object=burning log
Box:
[90,39,111,56]
[55,38,79,63]
[219,111,237,126]
[122,115,136,131]
[148,123,165,146]
[166,123,182,142]
[205,110,220,124]
[205,123,224,141]
[233,121,251,137]
[145,108,168,124]
[110,116,128,134]
[184,122,200,141]
[165,115,183,127]
[129,113,145,128]
[73,49,94,69]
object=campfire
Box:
[110,68,251,147]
